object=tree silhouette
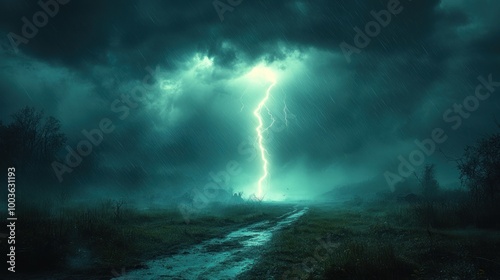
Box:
[458,131,500,226]
[0,106,66,181]
[421,164,439,200]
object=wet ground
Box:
[113,206,308,280]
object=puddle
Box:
[113,207,308,280]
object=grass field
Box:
[241,200,500,280]
[2,198,500,279]
[1,200,294,279]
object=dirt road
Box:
[113,206,308,280]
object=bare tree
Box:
[422,164,440,200]
[0,106,66,182]
[6,107,65,162]
[113,200,126,220]
[458,133,500,210]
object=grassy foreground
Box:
[2,198,500,279]
[240,201,500,280]
[1,200,294,279]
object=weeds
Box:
[2,200,292,275]
[324,241,414,280]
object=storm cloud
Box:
[1,0,499,200]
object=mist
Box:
[1,0,499,279]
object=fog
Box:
[0,1,499,278]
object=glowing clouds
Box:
[246,65,277,83]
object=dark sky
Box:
[1,0,499,200]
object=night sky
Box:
[1,0,499,201]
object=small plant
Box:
[113,200,125,221]
[248,193,264,203]
[415,164,440,201]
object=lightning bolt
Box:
[283,93,290,127]
[253,78,277,199]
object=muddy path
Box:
[113,206,308,280]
